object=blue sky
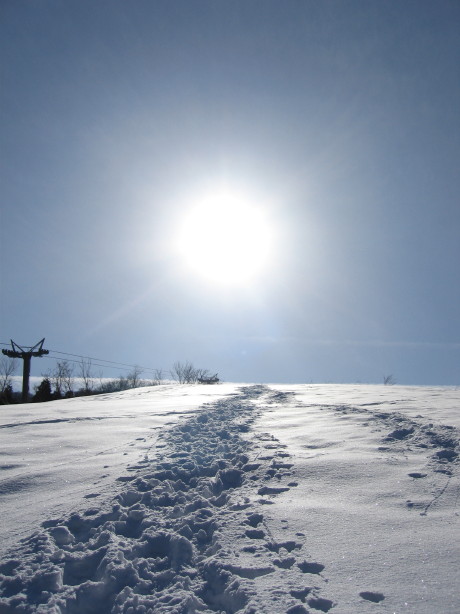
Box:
[1,0,459,385]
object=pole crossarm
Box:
[2,338,49,359]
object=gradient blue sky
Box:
[1,0,459,385]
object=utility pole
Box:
[2,339,49,403]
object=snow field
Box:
[0,383,459,613]
[0,385,334,613]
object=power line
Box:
[42,355,147,374]
[0,342,159,374]
[48,350,157,373]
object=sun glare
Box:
[175,191,272,284]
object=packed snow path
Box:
[0,384,459,613]
[1,386,333,613]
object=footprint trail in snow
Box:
[0,385,332,613]
[331,401,460,516]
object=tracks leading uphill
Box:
[0,386,332,614]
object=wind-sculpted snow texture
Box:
[0,386,332,613]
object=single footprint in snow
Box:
[307,596,335,612]
[290,587,312,602]
[359,591,385,603]
[258,485,290,495]
[434,449,458,461]
[242,463,261,472]
[245,513,263,527]
[272,461,294,469]
[274,556,296,568]
[245,529,265,539]
[385,427,414,440]
[297,561,325,574]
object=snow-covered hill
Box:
[0,384,459,613]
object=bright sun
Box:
[175,191,272,284]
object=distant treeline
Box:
[0,359,219,404]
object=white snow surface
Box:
[0,383,459,613]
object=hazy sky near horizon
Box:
[1,0,459,385]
